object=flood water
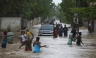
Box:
[0,26,96,58]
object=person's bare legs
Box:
[19,43,25,49]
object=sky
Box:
[53,0,62,5]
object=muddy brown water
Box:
[0,27,96,58]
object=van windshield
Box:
[40,25,53,30]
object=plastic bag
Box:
[67,38,72,45]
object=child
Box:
[76,32,83,45]
[19,31,27,48]
[33,37,46,53]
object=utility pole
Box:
[76,0,78,7]
[73,0,79,33]
[76,0,79,33]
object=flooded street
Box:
[0,24,96,58]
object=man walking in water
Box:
[63,25,68,37]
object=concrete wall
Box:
[83,21,88,27]
[23,19,27,28]
[0,17,41,31]
[1,17,21,31]
[27,17,41,28]
[21,19,27,30]
[32,17,41,25]
[27,21,31,29]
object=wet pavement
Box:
[0,24,96,58]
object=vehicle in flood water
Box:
[38,24,53,36]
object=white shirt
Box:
[21,34,26,42]
[89,23,92,26]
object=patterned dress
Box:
[25,39,32,51]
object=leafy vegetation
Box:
[0,0,95,24]
[60,0,96,24]
[60,0,75,23]
[0,0,55,20]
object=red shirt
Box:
[4,31,7,36]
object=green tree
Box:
[60,0,76,23]
[0,0,54,20]
[60,0,96,24]
[0,0,33,19]
[70,0,96,20]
